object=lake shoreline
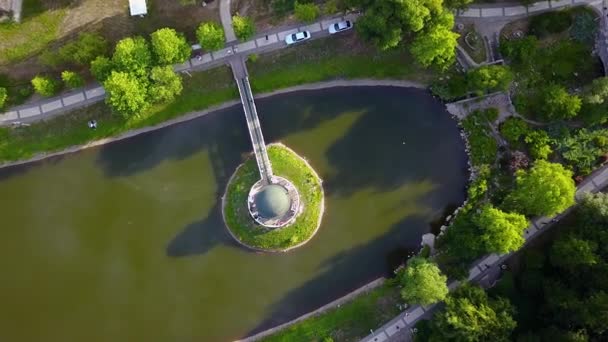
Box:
[0,80,426,171]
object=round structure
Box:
[255,184,291,219]
[248,176,301,228]
[222,144,324,252]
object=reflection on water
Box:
[0,87,467,341]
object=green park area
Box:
[223,144,323,251]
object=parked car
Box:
[285,31,311,45]
[329,20,352,34]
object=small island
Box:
[222,144,324,252]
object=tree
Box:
[524,130,553,160]
[355,0,447,50]
[474,205,528,254]
[103,71,149,117]
[410,23,459,70]
[61,70,84,89]
[539,84,581,120]
[150,28,191,65]
[467,65,513,96]
[112,36,152,78]
[294,1,320,23]
[550,235,598,269]
[232,15,256,41]
[500,36,539,67]
[398,257,448,305]
[581,77,608,125]
[428,285,517,341]
[90,56,113,82]
[0,87,7,109]
[31,75,59,97]
[196,22,225,51]
[500,117,530,146]
[505,160,576,217]
[148,66,183,103]
[579,192,608,228]
[59,32,108,66]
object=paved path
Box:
[360,161,608,342]
[0,13,358,126]
[230,56,273,183]
[458,0,603,18]
[220,0,237,42]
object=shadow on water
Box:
[165,203,238,257]
[242,215,428,337]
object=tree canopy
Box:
[31,75,59,97]
[196,22,225,51]
[398,257,448,305]
[150,28,191,65]
[148,66,183,103]
[467,65,514,96]
[0,87,7,109]
[474,205,528,254]
[550,235,599,270]
[90,56,113,82]
[112,36,152,78]
[505,160,576,217]
[103,71,149,117]
[426,285,517,341]
[539,83,581,120]
[410,21,459,70]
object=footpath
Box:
[0,13,359,126]
[360,162,608,342]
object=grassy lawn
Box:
[458,24,487,64]
[224,144,323,250]
[0,67,237,162]
[248,34,437,93]
[261,284,402,342]
[0,0,67,65]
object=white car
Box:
[329,20,352,34]
[285,31,311,45]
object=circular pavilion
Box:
[248,176,301,228]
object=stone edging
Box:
[221,143,325,253]
[236,277,386,342]
[0,79,426,170]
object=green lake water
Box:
[0,87,467,341]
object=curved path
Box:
[220,0,237,42]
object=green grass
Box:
[224,144,323,250]
[248,35,436,93]
[0,0,67,65]
[0,67,238,162]
[261,284,401,342]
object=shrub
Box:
[558,128,608,174]
[467,65,513,95]
[271,0,296,16]
[61,71,84,89]
[500,117,530,145]
[529,11,572,37]
[570,11,598,45]
[509,151,530,172]
[60,32,108,66]
[294,1,319,23]
[196,22,225,51]
[0,87,7,109]
[232,15,256,41]
[538,84,581,120]
[524,130,553,160]
[150,28,192,65]
[31,75,59,97]
[248,53,259,63]
[461,110,499,166]
[90,56,113,82]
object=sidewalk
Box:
[458,0,602,18]
[0,12,359,125]
[359,162,608,342]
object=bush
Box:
[558,128,608,174]
[294,1,319,23]
[232,15,256,41]
[529,11,572,37]
[461,109,499,166]
[248,53,259,63]
[0,87,7,109]
[467,65,513,95]
[271,0,296,16]
[58,32,109,66]
[90,56,113,82]
[196,22,225,51]
[31,75,59,97]
[538,84,581,120]
[61,71,84,89]
[570,11,598,45]
[524,130,553,160]
[500,117,530,146]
